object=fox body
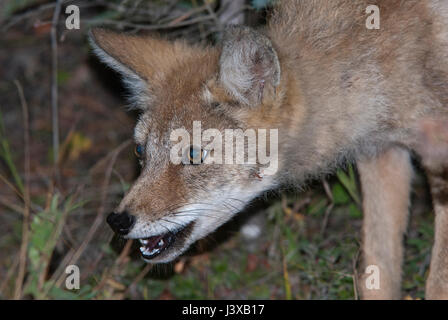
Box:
[90,0,448,299]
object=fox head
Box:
[89,26,288,263]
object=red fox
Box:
[89,0,448,299]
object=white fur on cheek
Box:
[126,213,197,239]
[202,86,215,104]
[187,176,275,243]
[136,176,277,263]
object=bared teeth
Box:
[139,239,149,245]
[137,231,178,259]
[140,245,160,256]
[137,222,194,260]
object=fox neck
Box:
[243,43,381,186]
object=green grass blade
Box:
[336,165,360,205]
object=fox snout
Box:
[106,211,135,235]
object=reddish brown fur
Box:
[90,0,448,298]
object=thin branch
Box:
[80,14,215,31]
[1,2,58,32]
[0,195,24,215]
[13,80,31,300]
[352,248,361,300]
[217,0,249,25]
[320,178,334,235]
[0,254,20,296]
[51,0,63,177]
[0,0,101,32]
[123,263,153,298]
[55,139,131,287]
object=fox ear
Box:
[219,26,281,106]
[89,28,193,109]
[88,28,153,108]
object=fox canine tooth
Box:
[139,239,149,245]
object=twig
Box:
[0,173,42,214]
[292,197,311,213]
[352,247,361,300]
[419,248,432,276]
[55,139,131,287]
[123,263,153,298]
[47,248,75,286]
[51,0,63,178]
[13,80,31,300]
[1,2,58,32]
[168,4,208,26]
[217,1,249,25]
[0,173,25,201]
[281,243,292,300]
[80,14,215,31]
[0,195,24,215]
[116,239,133,265]
[125,0,143,18]
[320,178,334,235]
[205,2,222,35]
[91,239,132,295]
[0,254,20,297]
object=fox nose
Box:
[106,211,135,235]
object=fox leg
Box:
[425,173,448,299]
[357,147,412,300]
[413,118,448,299]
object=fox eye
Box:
[187,146,207,164]
[134,144,144,158]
